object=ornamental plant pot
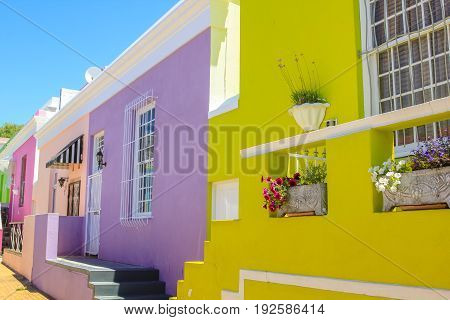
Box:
[278,183,327,217]
[383,167,450,212]
[288,103,329,132]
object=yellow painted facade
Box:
[177,0,450,299]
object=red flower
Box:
[264,194,270,200]
[276,177,283,185]
[294,172,300,180]
[288,178,297,186]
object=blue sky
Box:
[0,0,179,125]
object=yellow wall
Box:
[177,0,450,300]
[244,281,386,300]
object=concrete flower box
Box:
[279,183,327,216]
[383,167,450,211]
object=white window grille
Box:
[92,132,104,174]
[120,91,156,225]
[361,0,450,153]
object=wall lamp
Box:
[58,177,68,188]
[96,150,107,170]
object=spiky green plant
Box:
[278,54,327,105]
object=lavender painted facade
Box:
[31,214,93,300]
[88,29,210,295]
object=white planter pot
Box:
[288,103,329,131]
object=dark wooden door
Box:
[67,181,81,216]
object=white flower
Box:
[394,173,401,179]
[371,173,378,182]
[378,184,386,192]
[390,186,397,192]
[386,171,394,177]
[379,177,389,185]
[399,160,405,166]
[378,168,385,174]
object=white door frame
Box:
[84,132,104,256]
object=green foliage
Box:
[278,54,328,105]
[301,162,327,185]
[0,123,23,139]
[290,89,327,106]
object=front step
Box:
[48,257,169,300]
[89,269,159,283]
[90,281,166,297]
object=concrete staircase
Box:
[90,269,168,300]
[49,257,170,300]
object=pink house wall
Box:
[9,136,36,223]
[34,115,89,217]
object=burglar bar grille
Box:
[120,91,156,227]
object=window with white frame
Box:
[92,132,104,174]
[135,105,155,217]
[361,0,450,152]
[212,179,239,220]
[19,155,27,207]
[120,92,156,222]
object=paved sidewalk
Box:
[0,257,49,300]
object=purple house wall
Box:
[88,29,210,295]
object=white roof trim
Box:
[0,115,50,161]
[35,0,210,148]
[241,97,450,158]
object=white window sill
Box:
[211,218,240,222]
[208,95,239,119]
[130,213,153,220]
[395,144,418,158]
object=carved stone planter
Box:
[383,167,450,212]
[279,183,327,217]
